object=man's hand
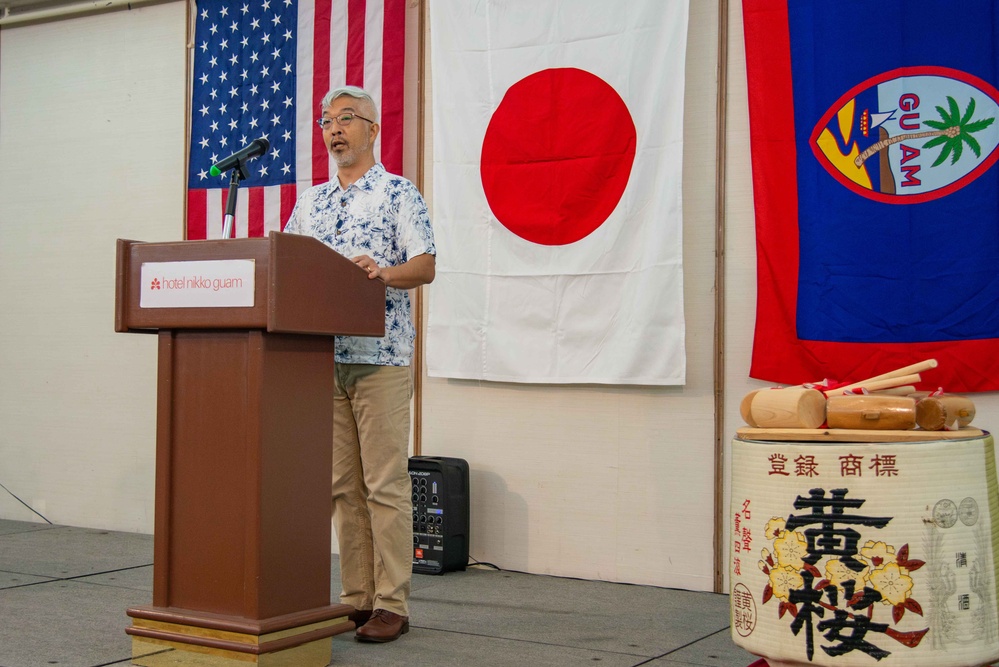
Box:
[352,254,385,280]
[351,253,436,289]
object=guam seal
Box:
[810,66,999,204]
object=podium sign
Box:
[116,232,384,666]
[138,259,256,308]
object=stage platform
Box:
[0,519,756,666]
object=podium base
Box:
[130,635,332,667]
[126,605,354,667]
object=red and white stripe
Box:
[187,0,407,240]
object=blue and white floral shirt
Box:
[285,163,436,366]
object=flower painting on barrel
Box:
[758,489,929,662]
[810,67,999,204]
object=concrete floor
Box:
[0,519,761,667]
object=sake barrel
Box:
[730,433,999,667]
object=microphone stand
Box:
[221,159,251,239]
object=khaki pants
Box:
[332,363,413,617]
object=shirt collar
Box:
[332,163,385,194]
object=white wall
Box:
[2,0,997,593]
[0,2,186,531]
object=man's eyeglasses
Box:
[316,113,375,130]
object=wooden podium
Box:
[115,232,385,666]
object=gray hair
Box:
[321,86,379,122]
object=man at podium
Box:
[284,85,436,643]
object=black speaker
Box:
[409,456,469,575]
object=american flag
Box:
[186,0,407,239]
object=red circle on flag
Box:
[480,67,637,246]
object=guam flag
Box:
[745,0,999,392]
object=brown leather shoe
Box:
[355,608,410,643]
[348,608,373,628]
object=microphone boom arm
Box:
[213,137,267,239]
[221,161,248,239]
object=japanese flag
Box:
[427,0,688,385]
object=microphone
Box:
[209,137,270,176]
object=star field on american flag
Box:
[189,0,298,188]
